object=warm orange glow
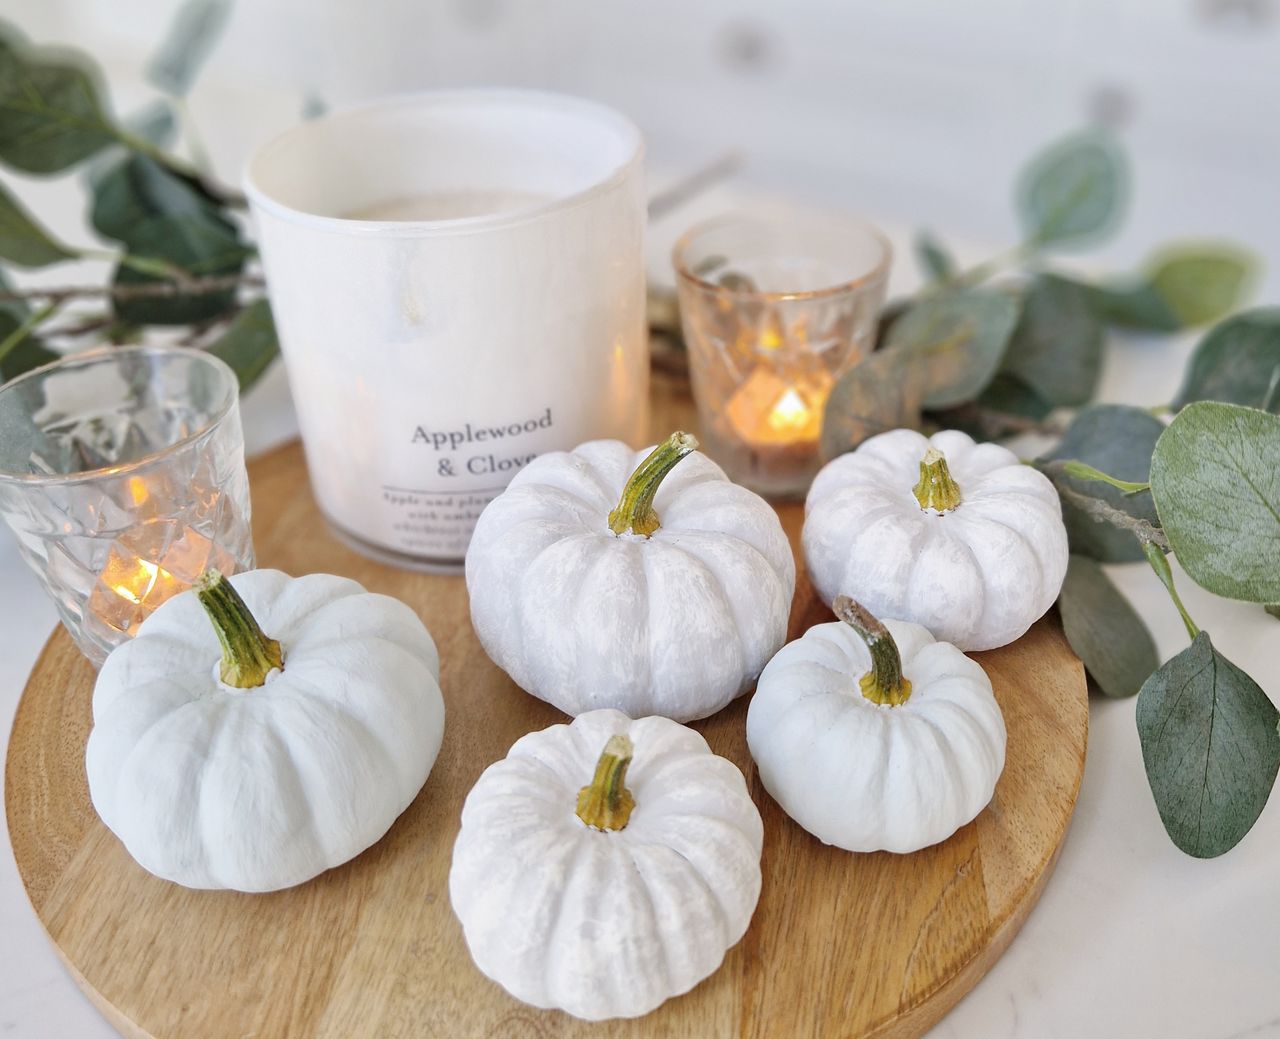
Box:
[109,557,161,605]
[128,476,150,506]
[725,365,833,448]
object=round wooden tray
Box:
[6,373,1087,1039]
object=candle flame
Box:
[767,387,812,432]
[111,558,161,605]
[128,476,150,506]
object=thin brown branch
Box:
[1041,462,1170,551]
[0,274,265,307]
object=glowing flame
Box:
[111,558,160,605]
[766,388,812,433]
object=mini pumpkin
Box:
[85,569,445,892]
[803,428,1068,650]
[449,708,764,1021]
[453,711,757,1018]
[466,432,795,722]
[746,596,1006,853]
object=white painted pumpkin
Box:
[450,708,763,1020]
[85,569,445,893]
[747,597,1005,853]
[466,433,795,722]
[803,428,1068,650]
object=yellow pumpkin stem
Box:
[833,595,912,707]
[576,734,636,831]
[195,570,284,689]
[913,446,962,513]
[607,432,699,537]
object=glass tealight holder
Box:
[674,212,891,498]
[0,345,255,666]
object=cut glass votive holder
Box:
[0,345,255,666]
[674,212,891,498]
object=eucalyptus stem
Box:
[1143,542,1200,641]
[943,240,1037,291]
[0,273,264,307]
[607,431,699,537]
[116,127,247,208]
[575,734,636,831]
[195,570,284,689]
[0,299,61,359]
[1040,464,1171,551]
[1059,460,1151,495]
[834,596,912,707]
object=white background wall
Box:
[3,0,1279,294]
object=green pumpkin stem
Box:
[195,569,284,689]
[834,595,912,707]
[913,446,962,512]
[576,734,636,831]
[607,431,699,537]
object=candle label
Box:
[369,406,558,559]
[411,407,554,478]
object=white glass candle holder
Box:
[674,213,891,498]
[246,90,649,572]
[0,346,254,666]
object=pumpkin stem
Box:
[913,446,962,513]
[195,570,284,689]
[607,432,699,537]
[834,595,912,707]
[576,734,636,831]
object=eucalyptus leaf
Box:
[84,99,178,190]
[1040,404,1164,562]
[1149,401,1280,602]
[974,372,1052,421]
[1016,129,1127,248]
[1266,604,1280,620]
[92,153,227,245]
[111,213,246,325]
[206,299,277,392]
[1147,242,1257,329]
[146,0,232,96]
[821,346,923,460]
[884,289,1020,409]
[1085,279,1181,333]
[0,28,119,173]
[914,230,955,284]
[1136,631,1280,858]
[1059,555,1157,699]
[1001,273,1102,407]
[0,181,74,267]
[1173,308,1280,412]
[0,314,55,379]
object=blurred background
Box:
[2,0,1278,296]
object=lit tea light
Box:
[87,518,238,641]
[725,365,833,450]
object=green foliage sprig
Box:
[0,1,277,389]
[823,129,1278,859]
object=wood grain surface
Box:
[6,371,1087,1039]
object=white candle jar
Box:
[245,90,648,570]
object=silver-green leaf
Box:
[0,180,74,267]
[1136,632,1280,858]
[884,289,1020,409]
[1002,273,1103,407]
[206,299,278,393]
[1016,129,1128,248]
[913,230,955,284]
[146,0,233,97]
[1174,308,1280,412]
[1147,241,1258,329]
[1149,401,1280,602]
[0,28,119,173]
[1059,555,1158,699]
[1040,404,1164,563]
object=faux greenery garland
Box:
[1,6,1276,860]
[821,131,1278,860]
